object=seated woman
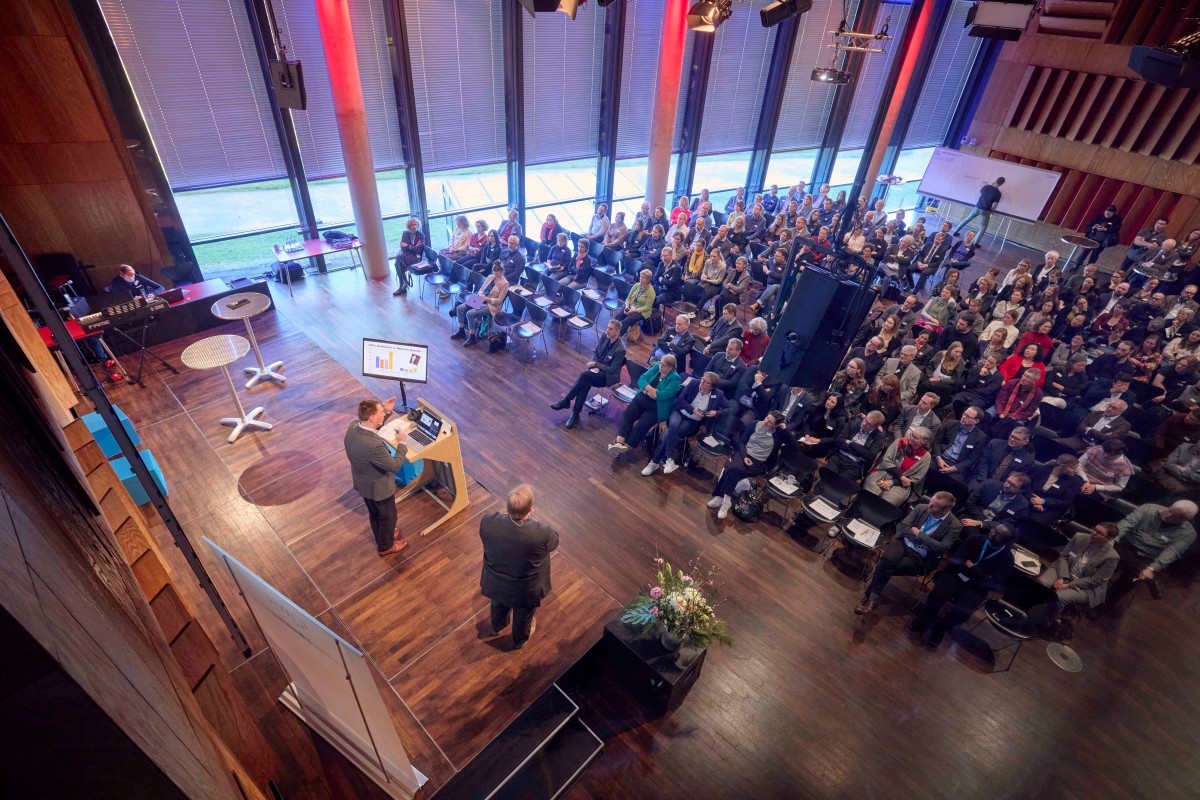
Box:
[1015,319,1056,363]
[536,214,565,262]
[670,197,691,227]
[696,247,728,313]
[642,371,727,475]
[843,223,867,255]
[942,230,977,273]
[393,217,425,297]
[450,262,508,347]
[468,229,503,274]
[860,374,904,431]
[917,287,957,332]
[623,220,649,258]
[981,310,1021,350]
[1078,438,1134,499]
[931,268,964,303]
[883,235,919,286]
[652,247,685,307]
[564,248,594,291]
[708,258,750,327]
[603,211,629,250]
[455,219,490,268]
[863,427,933,507]
[614,269,656,336]
[740,317,771,367]
[796,393,847,458]
[750,248,790,316]
[546,233,574,279]
[727,217,750,261]
[989,289,1026,324]
[829,357,870,416]
[1035,523,1119,628]
[707,410,790,520]
[999,343,1047,387]
[440,215,472,261]
[606,354,681,456]
[918,342,966,406]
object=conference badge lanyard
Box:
[959,539,1002,582]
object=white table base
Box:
[239,317,286,389]
[220,364,273,443]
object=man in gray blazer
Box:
[344,397,408,556]
[856,492,963,615]
[480,485,560,649]
[874,345,922,404]
[892,391,942,438]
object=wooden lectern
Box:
[388,398,469,537]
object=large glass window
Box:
[839,3,910,152]
[904,0,983,149]
[405,0,506,171]
[697,5,775,158]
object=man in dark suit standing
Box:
[343,397,409,556]
[481,485,560,649]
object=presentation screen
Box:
[916,147,1061,222]
[363,338,428,384]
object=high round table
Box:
[210,292,284,389]
[181,335,273,443]
[1060,233,1100,269]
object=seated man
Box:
[1077,438,1134,500]
[107,263,165,298]
[824,410,889,482]
[1035,523,1119,626]
[642,371,726,476]
[606,355,681,456]
[874,345,923,405]
[653,314,696,364]
[717,367,780,442]
[951,354,1003,415]
[863,427,933,507]
[971,426,1036,489]
[501,236,526,283]
[960,473,1031,531]
[707,411,789,520]
[988,369,1044,439]
[931,406,988,483]
[702,304,743,356]
[550,319,626,429]
[908,524,1019,649]
[855,491,962,615]
[1109,500,1198,603]
[1151,440,1200,499]
[1026,454,1083,526]
[707,337,748,396]
[1057,400,1131,451]
[450,262,508,347]
[892,392,942,438]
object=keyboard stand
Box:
[106,315,180,387]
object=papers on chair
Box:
[846,518,880,547]
[534,296,554,307]
[807,496,839,521]
[582,289,603,301]
[614,385,637,402]
[550,307,572,318]
[702,435,722,448]
[1011,545,1041,575]
[519,322,541,335]
[585,394,609,410]
[568,316,590,328]
[769,476,800,495]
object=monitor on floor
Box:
[362,338,428,383]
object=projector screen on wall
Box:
[916,147,1061,222]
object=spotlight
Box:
[760,0,812,29]
[1130,20,1200,88]
[687,0,732,33]
[811,66,851,84]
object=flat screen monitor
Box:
[362,338,428,384]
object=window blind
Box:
[841,2,910,150]
[522,2,604,166]
[616,0,694,160]
[273,0,404,180]
[771,0,845,153]
[904,0,982,149]
[697,0,776,156]
[98,0,287,191]
[404,0,506,171]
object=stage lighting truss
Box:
[810,14,894,84]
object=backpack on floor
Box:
[488,331,508,353]
[732,487,764,523]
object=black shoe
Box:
[450,328,467,340]
[565,414,578,429]
[449,307,457,317]
[550,400,569,411]
[927,626,946,649]
[393,287,407,296]
[463,334,479,348]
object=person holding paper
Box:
[952,177,1005,243]
[641,371,727,476]
[344,397,409,556]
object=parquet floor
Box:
[103,253,1200,800]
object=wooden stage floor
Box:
[101,318,619,796]
[100,259,1200,800]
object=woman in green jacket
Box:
[616,269,656,335]
[607,354,682,455]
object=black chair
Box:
[1129,380,1164,405]
[1015,518,1069,559]
[1123,434,1154,467]
[1036,403,1073,436]
[593,270,614,299]
[1072,492,1124,528]
[966,599,1037,673]
[586,355,627,418]
[567,296,602,352]
[1034,432,1078,463]
[514,302,549,364]
[763,447,818,528]
[688,348,712,377]
[828,492,904,579]
[493,293,523,337]
[800,467,860,530]
[588,240,605,259]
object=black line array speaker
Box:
[758,267,874,390]
[270,59,306,110]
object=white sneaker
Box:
[641,461,660,476]
[707,496,724,509]
[607,442,629,454]
[717,497,732,519]
[663,459,679,474]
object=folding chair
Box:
[514,302,550,365]
[567,296,602,352]
[687,348,712,378]
[799,467,860,532]
[762,447,818,528]
[966,599,1036,673]
[607,360,648,416]
[827,492,904,578]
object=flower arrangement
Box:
[621,556,732,649]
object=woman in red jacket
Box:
[999,343,1047,387]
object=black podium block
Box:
[601,616,707,715]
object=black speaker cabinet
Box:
[270,59,306,110]
[759,267,874,390]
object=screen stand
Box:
[396,380,412,414]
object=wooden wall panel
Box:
[0,0,168,277]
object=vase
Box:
[660,626,683,651]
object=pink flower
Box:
[649,587,663,599]
[649,607,659,617]
[682,575,693,583]
[654,557,664,564]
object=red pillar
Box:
[861,0,937,190]
[315,0,389,279]
[645,0,688,209]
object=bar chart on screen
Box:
[362,338,429,383]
